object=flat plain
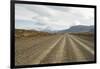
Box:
[15,29,94,65]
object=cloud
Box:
[15,4,94,31]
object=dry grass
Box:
[15,29,94,65]
[15,29,54,38]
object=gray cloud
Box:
[15,4,94,31]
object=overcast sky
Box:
[15,4,94,31]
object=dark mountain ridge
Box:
[58,25,94,33]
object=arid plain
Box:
[15,29,94,65]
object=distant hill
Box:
[15,25,94,36]
[89,27,94,32]
[15,29,54,38]
[59,25,94,33]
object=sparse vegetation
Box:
[15,29,94,65]
[15,29,54,38]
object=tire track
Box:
[15,33,94,65]
[70,34,94,49]
[66,34,87,62]
[69,34,94,55]
[62,34,77,63]
[40,36,65,64]
[15,35,62,65]
[31,36,63,64]
[16,35,58,55]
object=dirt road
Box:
[15,33,94,65]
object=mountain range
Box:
[16,25,94,33]
[58,25,94,33]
